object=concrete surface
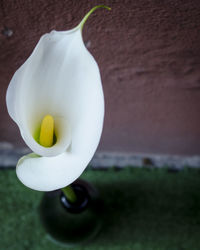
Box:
[1,142,200,169]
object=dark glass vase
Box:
[39,179,103,246]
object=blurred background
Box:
[1,0,200,168]
[1,1,200,249]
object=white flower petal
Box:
[6,27,104,191]
[17,149,88,192]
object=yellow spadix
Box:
[39,115,54,147]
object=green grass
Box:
[1,167,200,249]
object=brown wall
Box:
[0,0,200,155]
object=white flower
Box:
[6,5,110,191]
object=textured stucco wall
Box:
[0,0,200,155]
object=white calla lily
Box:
[6,5,110,191]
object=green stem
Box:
[78,5,111,31]
[62,185,77,203]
